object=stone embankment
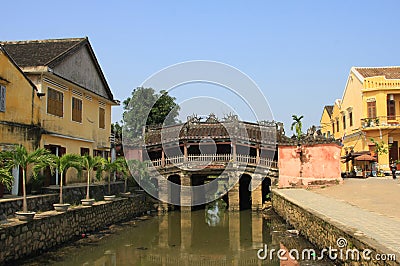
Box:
[272,189,399,266]
[0,195,155,264]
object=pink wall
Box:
[124,148,143,161]
[278,143,342,188]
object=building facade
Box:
[0,38,118,189]
[321,67,400,173]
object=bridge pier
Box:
[251,174,263,211]
[180,173,192,212]
[158,176,169,213]
[228,173,240,211]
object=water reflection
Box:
[47,205,332,266]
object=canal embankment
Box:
[0,195,155,264]
[272,188,400,265]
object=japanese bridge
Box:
[126,115,279,212]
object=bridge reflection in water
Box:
[50,206,332,266]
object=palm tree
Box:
[0,145,55,212]
[102,157,128,195]
[81,155,106,201]
[291,115,304,140]
[0,167,13,191]
[54,154,82,204]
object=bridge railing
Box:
[146,154,277,169]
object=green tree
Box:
[102,157,128,195]
[370,138,390,174]
[81,155,106,200]
[123,87,180,140]
[54,154,82,204]
[0,168,13,190]
[111,122,123,144]
[0,145,55,212]
[291,115,304,140]
[370,138,390,156]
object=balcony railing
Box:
[361,116,400,128]
[146,153,277,169]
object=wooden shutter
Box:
[99,107,105,129]
[47,88,63,117]
[72,97,82,122]
[367,101,376,118]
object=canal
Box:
[20,201,333,265]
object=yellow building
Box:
[320,105,333,138]
[321,66,400,174]
[0,46,42,194]
[1,37,119,186]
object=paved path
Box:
[313,178,400,222]
[276,187,400,258]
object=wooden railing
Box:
[146,154,277,169]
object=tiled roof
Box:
[324,105,334,117]
[354,67,400,79]
[145,121,276,145]
[0,38,85,67]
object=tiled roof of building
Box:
[145,121,277,145]
[0,37,116,102]
[0,38,85,67]
[354,67,400,79]
[324,105,334,117]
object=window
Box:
[336,119,339,132]
[367,101,376,118]
[343,115,346,130]
[332,122,335,134]
[72,97,82,122]
[349,112,353,127]
[387,97,395,120]
[99,107,105,129]
[47,87,63,117]
[93,149,110,159]
[80,147,90,156]
[93,149,102,157]
[0,85,5,112]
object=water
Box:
[22,201,333,265]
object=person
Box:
[390,161,397,179]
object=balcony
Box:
[361,116,400,129]
[146,153,278,170]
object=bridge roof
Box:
[145,120,277,146]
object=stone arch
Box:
[239,174,252,210]
[262,177,272,204]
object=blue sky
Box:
[1,1,400,134]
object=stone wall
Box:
[278,143,343,188]
[0,182,125,217]
[0,195,155,264]
[42,181,125,204]
[272,190,399,266]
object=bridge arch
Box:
[239,174,252,210]
[168,174,181,210]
